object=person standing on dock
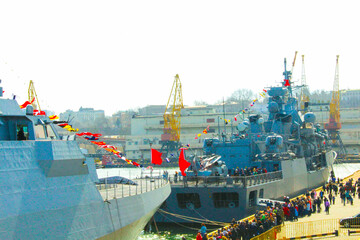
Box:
[341,191,346,206]
[324,198,330,214]
[200,223,207,238]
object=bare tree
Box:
[227,89,255,108]
[193,100,208,106]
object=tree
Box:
[193,100,208,106]
[227,89,255,108]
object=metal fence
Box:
[266,218,360,239]
[280,219,339,239]
[96,176,169,200]
[251,225,282,240]
[169,171,283,188]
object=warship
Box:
[0,88,171,239]
[156,59,335,224]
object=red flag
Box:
[76,132,102,137]
[132,161,140,167]
[33,110,46,115]
[178,149,191,176]
[151,149,163,165]
[91,141,106,146]
[19,97,35,109]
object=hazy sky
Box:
[0,1,358,116]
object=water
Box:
[96,163,360,240]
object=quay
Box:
[208,170,360,239]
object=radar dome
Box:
[304,112,316,123]
[268,102,279,113]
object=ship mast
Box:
[283,51,298,97]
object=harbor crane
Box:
[28,80,41,111]
[160,74,184,159]
[324,55,347,157]
[300,55,310,112]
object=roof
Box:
[0,99,25,116]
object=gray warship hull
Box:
[156,152,334,223]
[0,140,171,240]
[0,98,171,240]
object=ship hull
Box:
[156,152,334,223]
[0,141,170,240]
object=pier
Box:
[208,170,360,239]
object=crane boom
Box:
[325,55,341,131]
[162,74,184,141]
[28,80,41,111]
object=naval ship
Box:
[155,59,335,224]
[0,89,171,239]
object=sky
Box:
[0,0,359,116]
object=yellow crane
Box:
[324,55,347,156]
[161,74,184,157]
[28,80,41,111]
[325,55,341,132]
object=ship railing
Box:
[169,171,283,188]
[96,173,169,200]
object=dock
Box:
[208,170,360,239]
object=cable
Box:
[157,211,222,232]
[158,209,228,226]
[191,207,228,227]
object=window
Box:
[207,118,215,123]
[212,192,239,208]
[249,190,257,207]
[34,125,46,139]
[259,189,264,198]
[176,193,201,209]
[208,128,215,133]
[16,125,28,140]
[160,120,164,125]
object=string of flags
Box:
[233,89,268,122]
[57,123,79,132]
[235,89,268,118]
[195,125,210,139]
[19,98,35,109]
[49,115,59,120]
[15,91,145,169]
[192,89,268,140]
[74,131,143,168]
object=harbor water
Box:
[96,163,360,240]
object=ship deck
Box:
[168,171,283,188]
[97,177,168,200]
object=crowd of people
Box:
[194,174,360,240]
[229,167,269,177]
